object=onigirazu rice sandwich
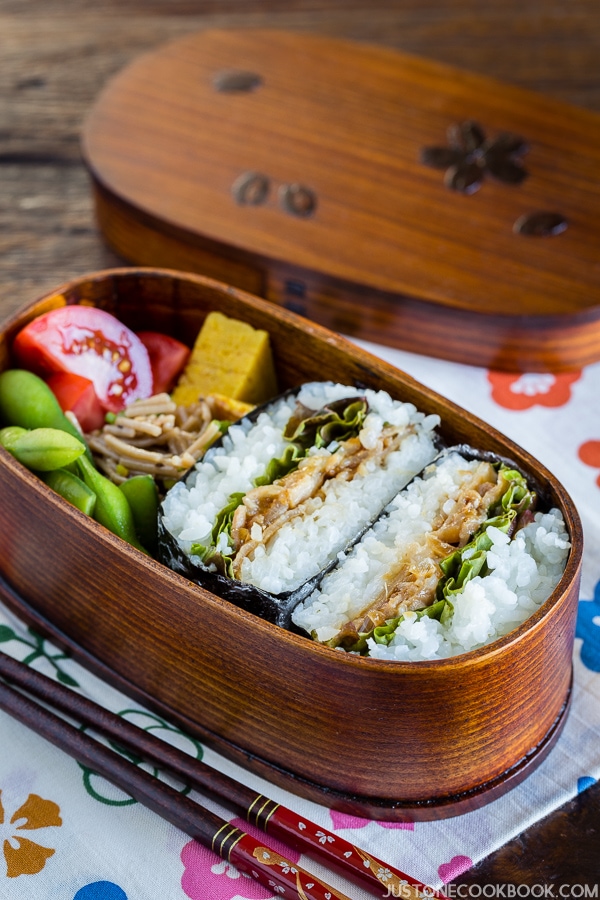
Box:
[158,381,440,623]
[292,448,571,659]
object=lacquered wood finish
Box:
[0,269,583,820]
[81,30,600,372]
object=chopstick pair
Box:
[0,649,444,900]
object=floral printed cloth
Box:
[1,341,599,900]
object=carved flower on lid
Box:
[420,120,529,193]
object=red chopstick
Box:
[0,649,444,899]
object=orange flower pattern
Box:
[487,370,581,410]
[0,790,62,878]
[578,440,600,488]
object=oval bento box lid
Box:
[81,29,600,372]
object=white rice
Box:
[292,455,571,659]
[161,394,296,547]
[160,382,440,595]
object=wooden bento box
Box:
[0,268,583,821]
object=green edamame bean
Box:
[119,474,159,553]
[76,455,148,554]
[3,427,86,471]
[0,425,28,453]
[0,369,91,456]
[42,468,97,516]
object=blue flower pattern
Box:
[576,580,600,672]
[577,776,596,794]
[74,883,127,900]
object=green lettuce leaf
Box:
[190,490,244,577]
[283,397,367,449]
[211,491,245,545]
[436,464,535,603]
[372,599,448,645]
[335,599,448,654]
[338,462,535,653]
[253,443,306,487]
[196,396,369,571]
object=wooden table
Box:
[1,0,599,888]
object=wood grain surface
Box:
[1,0,599,886]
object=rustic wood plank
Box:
[0,164,122,322]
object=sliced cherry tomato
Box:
[46,372,106,433]
[136,331,190,394]
[13,306,153,413]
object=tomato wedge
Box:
[13,306,153,413]
[46,372,106,433]
[136,331,190,394]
